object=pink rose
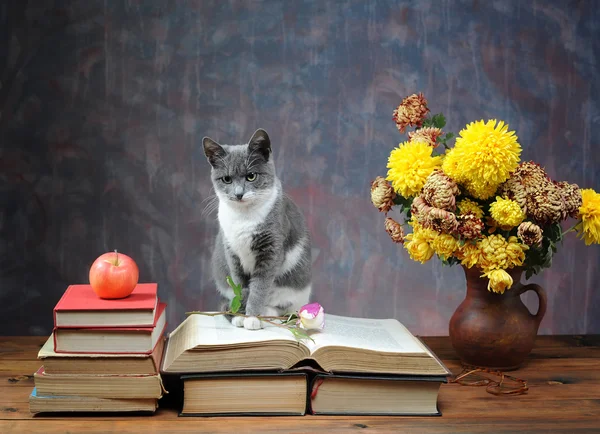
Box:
[297,302,325,330]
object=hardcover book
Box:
[53,283,158,328]
[179,372,308,416]
[53,302,166,354]
[161,313,450,376]
[38,335,165,375]
[33,367,164,399]
[309,373,445,416]
[29,388,158,414]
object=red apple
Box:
[89,250,139,299]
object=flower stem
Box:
[561,222,580,238]
[185,311,289,321]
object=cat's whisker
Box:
[201,195,219,217]
[201,191,216,205]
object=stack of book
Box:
[29,283,167,414]
[161,313,450,416]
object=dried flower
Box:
[457,213,485,240]
[410,196,431,226]
[386,141,442,198]
[371,176,396,213]
[498,161,551,210]
[384,217,405,243]
[408,127,442,147]
[442,120,521,199]
[422,169,460,211]
[526,184,565,226]
[489,196,526,229]
[498,162,571,225]
[517,222,543,246]
[392,93,430,133]
[555,181,582,219]
[575,189,600,245]
[426,207,459,233]
[297,303,325,330]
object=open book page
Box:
[305,314,428,355]
[172,314,299,347]
[163,314,302,372]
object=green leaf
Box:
[289,327,315,343]
[283,313,299,324]
[444,132,454,140]
[226,276,242,298]
[230,296,241,313]
[392,195,414,218]
[432,113,446,129]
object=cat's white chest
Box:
[219,207,259,273]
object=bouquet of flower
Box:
[371,93,600,293]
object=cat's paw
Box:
[231,316,245,327]
[262,306,280,317]
[243,316,263,330]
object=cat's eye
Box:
[221,176,232,184]
[246,173,257,182]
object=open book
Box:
[161,314,449,376]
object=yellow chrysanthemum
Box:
[457,198,484,219]
[478,234,528,272]
[576,189,600,245]
[489,196,526,228]
[482,269,513,294]
[386,141,443,198]
[456,242,482,269]
[442,120,521,199]
[403,222,437,263]
[430,233,460,260]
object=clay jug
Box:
[449,265,547,370]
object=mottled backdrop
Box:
[1,0,599,336]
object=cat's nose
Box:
[235,192,244,200]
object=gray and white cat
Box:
[203,129,312,330]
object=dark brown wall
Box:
[1,0,599,336]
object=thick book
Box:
[29,387,158,414]
[309,373,445,416]
[38,335,164,375]
[33,367,164,399]
[53,283,158,327]
[53,302,166,354]
[180,372,308,416]
[161,314,450,376]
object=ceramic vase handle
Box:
[522,283,547,326]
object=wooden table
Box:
[1,336,599,433]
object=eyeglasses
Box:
[450,365,529,396]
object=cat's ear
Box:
[203,137,226,167]
[248,129,271,161]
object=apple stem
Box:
[114,249,119,266]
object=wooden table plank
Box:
[1,417,600,434]
[1,335,598,433]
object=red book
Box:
[53,302,167,354]
[53,283,158,328]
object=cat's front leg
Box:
[218,246,248,328]
[243,279,274,330]
[243,235,281,330]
